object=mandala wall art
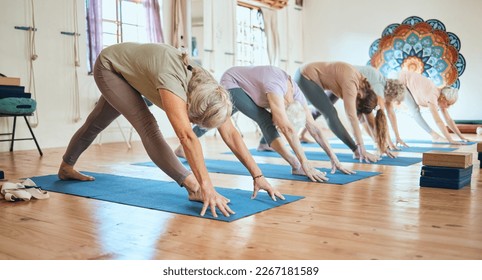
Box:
[369,16,466,89]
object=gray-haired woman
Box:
[58,43,283,218]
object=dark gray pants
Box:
[194,88,280,145]
[62,59,191,185]
[293,69,357,151]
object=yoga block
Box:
[0,77,20,86]
[0,170,4,180]
[422,151,473,168]
[419,176,471,190]
[420,165,472,180]
[477,142,482,152]
[478,152,482,161]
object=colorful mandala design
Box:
[369,16,465,89]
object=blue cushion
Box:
[0,97,36,114]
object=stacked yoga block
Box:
[420,151,473,189]
[478,143,482,168]
[0,76,36,115]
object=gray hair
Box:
[285,100,306,132]
[183,57,232,129]
[441,86,459,106]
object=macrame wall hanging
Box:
[369,16,466,89]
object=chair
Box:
[0,113,43,156]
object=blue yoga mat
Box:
[238,149,422,167]
[301,142,457,153]
[29,172,304,222]
[133,158,381,185]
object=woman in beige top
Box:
[58,43,284,218]
[295,62,394,162]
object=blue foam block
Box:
[30,172,304,222]
[419,176,471,189]
[478,152,481,160]
[0,170,4,180]
[420,165,473,180]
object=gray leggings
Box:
[193,88,280,145]
[62,60,191,185]
[293,69,357,151]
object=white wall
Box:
[302,0,482,139]
[0,0,178,153]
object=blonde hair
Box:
[285,100,306,133]
[384,79,406,104]
[181,53,232,129]
[441,86,459,106]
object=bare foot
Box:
[58,161,95,181]
[181,174,202,201]
[174,145,186,158]
[299,135,315,143]
[257,143,275,152]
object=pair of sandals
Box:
[1,178,50,201]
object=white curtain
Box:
[171,0,188,49]
[260,7,280,66]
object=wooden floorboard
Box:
[0,132,481,260]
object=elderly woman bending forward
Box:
[58,43,283,218]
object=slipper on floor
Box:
[3,189,32,202]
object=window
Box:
[101,0,149,48]
[86,0,163,73]
[235,5,269,66]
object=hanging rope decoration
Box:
[27,0,39,128]
[61,0,82,123]
[72,0,81,122]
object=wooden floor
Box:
[0,132,481,260]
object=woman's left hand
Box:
[252,176,285,201]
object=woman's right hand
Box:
[201,186,235,218]
[188,185,235,218]
[292,162,329,182]
[354,145,380,163]
[396,138,409,148]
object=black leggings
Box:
[293,69,357,151]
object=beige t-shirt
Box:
[98,42,192,109]
[300,61,365,144]
[398,70,439,107]
[299,61,362,100]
